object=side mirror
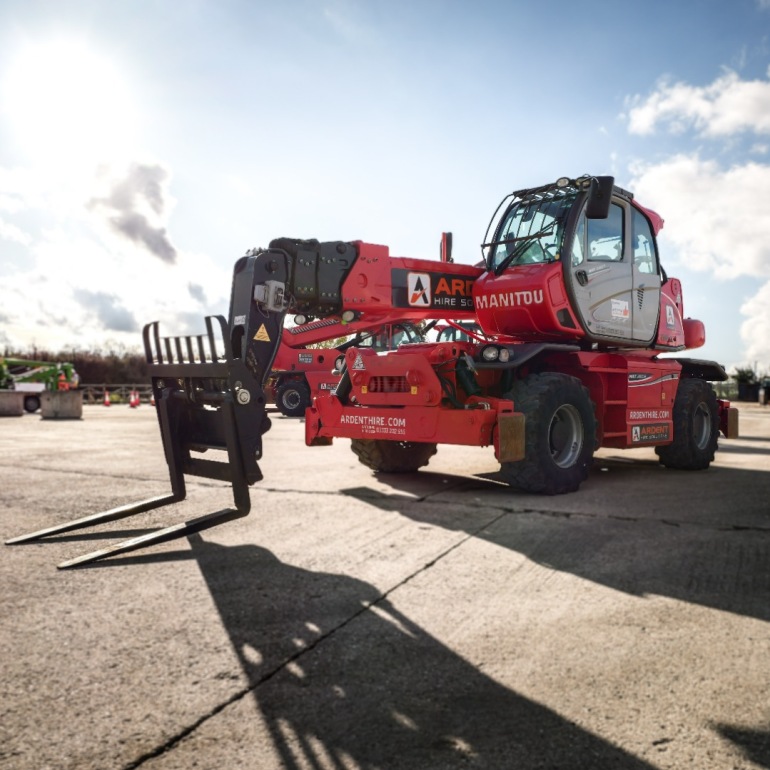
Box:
[586,176,614,219]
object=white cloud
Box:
[628,155,770,368]
[0,159,231,353]
[628,155,770,279]
[88,162,178,264]
[625,70,770,137]
[0,216,31,245]
[740,280,770,369]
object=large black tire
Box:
[499,373,596,495]
[23,395,41,413]
[655,378,719,470]
[351,439,437,473]
[276,380,311,418]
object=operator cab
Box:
[480,175,664,347]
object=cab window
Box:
[587,203,624,261]
[632,207,657,274]
[571,202,625,265]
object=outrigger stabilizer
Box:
[6,239,356,568]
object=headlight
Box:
[481,346,499,362]
[293,313,308,325]
[498,347,511,363]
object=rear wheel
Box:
[24,395,41,413]
[351,439,437,473]
[655,378,718,470]
[276,380,311,417]
[499,373,596,494]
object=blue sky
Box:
[1,0,769,374]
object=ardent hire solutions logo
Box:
[407,273,431,306]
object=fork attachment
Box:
[6,252,292,568]
[7,239,359,568]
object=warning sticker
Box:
[254,325,271,342]
[611,298,630,320]
[352,354,366,370]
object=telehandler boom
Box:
[7,175,739,568]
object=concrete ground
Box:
[1,401,769,770]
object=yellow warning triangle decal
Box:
[254,325,271,342]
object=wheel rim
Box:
[548,404,583,468]
[692,401,712,450]
[282,389,301,410]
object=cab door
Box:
[569,201,635,341]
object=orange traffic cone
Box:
[103,390,111,407]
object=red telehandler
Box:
[268,315,425,416]
[8,175,739,568]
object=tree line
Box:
[2,346,150,385]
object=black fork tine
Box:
[5,494,181,545]
[56,507,247,570]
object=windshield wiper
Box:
[485,225,556,275]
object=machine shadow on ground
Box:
[713,725,770,770]
[341,461,770,624]
[338,462,770,768]
[181,534,660,770]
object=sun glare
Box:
[2,38,138,172]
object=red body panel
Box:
[306,344,690,452]
[271,346,336,376]
[473,264,583,341]
[541,351,681,449]
[307,399,507,448]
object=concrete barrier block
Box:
[41,391,83,419]
[0,391,25,416]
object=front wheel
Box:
[499,373,596,494]
[275,380,311,418]
[351,439,437,473]
[655,378,719,470]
